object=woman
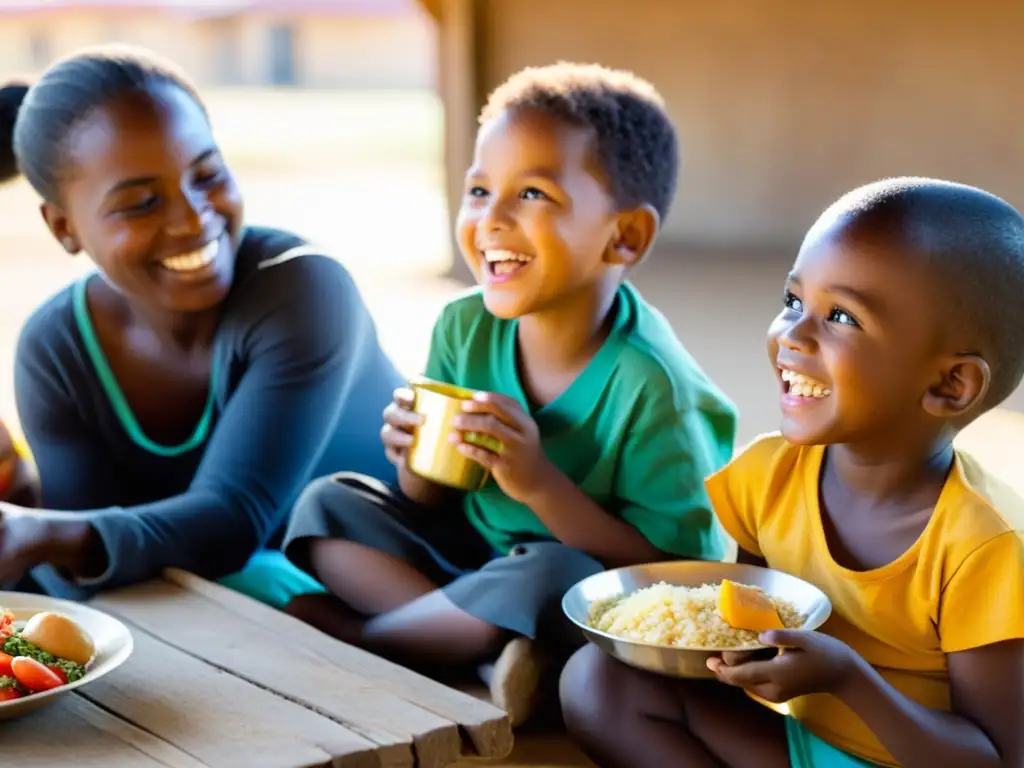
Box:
[0,46,402,608]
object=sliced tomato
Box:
[0,609,13,638]
[47,665,68,685]
[0,652,13,677]
[11,656,63,692]
[0,687,22,701]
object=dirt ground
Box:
[1,89,1019,767]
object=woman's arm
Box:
[14,255,400,592]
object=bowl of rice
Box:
[562,561,832,678]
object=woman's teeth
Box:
[161,240,219,272]
[484,249,533,276]
[781,369,831,398]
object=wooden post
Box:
[433,0,479,283]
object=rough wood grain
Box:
[94,580,464,768]
[78,626,382,768]
[0,694,199,767]
[164,568,514,762]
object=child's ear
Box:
[40,202,81,255]
[922,354,991,419]
[605,204,659,267]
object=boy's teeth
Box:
[484,249,532,263]
[781,369,831,398]
[484,249,533,277]
[161,240,219,272]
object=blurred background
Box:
[1,0,1022,450]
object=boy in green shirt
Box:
[283,62,737,726]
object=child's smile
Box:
[483,249,535,283]
[456,107,619,320]
[778,366,832,404]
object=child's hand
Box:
[380,387,424,467]
[706,630,858,703]
[451,392,555,503]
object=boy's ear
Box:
[922,353,991,419]
[605,203,659,267]
[40,202,81,255]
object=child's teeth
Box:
[781,369,831,398]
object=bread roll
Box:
[20,612,95,666]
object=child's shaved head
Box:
[815,177,1024,407]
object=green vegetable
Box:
[3,633,55,665]
[0,675,16,689]
[2,632,85,682]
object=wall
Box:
[471,0,1024,247]
[0,8,435,90]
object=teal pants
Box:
[787,719,880,767]
[217,550,326,610]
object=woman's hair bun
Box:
[0,82,31,183]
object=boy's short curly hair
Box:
[480,62,679,221]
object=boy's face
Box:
[767,220,949,446]
[456,107,620,319]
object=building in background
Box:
[0,0,435,89]
[419,0,1024,276]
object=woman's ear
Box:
[605,203,659,267]
[40,202,81,255]
[922,354,991,419]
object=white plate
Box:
[0,591,134,720]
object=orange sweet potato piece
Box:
[719,579,784,632]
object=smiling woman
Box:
[0,45,403,608]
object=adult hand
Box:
[450,392,555,503]
[0,505,102,585]
[706,630,859,703]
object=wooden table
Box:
[0,568,513,767]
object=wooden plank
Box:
[93,581,463,768]
[0,694,195,767]
[78,625,382,768]
[165,568,514,761]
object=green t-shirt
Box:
[424,283,737,561]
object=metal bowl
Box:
[562,561,832,679]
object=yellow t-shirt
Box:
[706,433,1024,767]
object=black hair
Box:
[480,62,679,222]
[0,44,204,202]
[830,177,1024,407]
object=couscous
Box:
[587,581,804,648]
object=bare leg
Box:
[309,538,438,614]
[560,644,790,768]
[286,537,505,668]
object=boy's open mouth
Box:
[780,368,832,399]
[484,249,534,278]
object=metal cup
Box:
[407,377,502,491]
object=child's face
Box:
[456,107,620,319]
[42,83,244,314]
[767,221,948,446]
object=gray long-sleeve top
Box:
[13,226,402,599]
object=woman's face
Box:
[43,82,244,314]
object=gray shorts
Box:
[282,473,603,655]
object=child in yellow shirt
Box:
[559,177,1024,767]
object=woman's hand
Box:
[0,505,103,584]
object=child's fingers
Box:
[380,424,415,452]
[383,403,424,430]
[456,442,501,469]
[707,657,775,688]
[450,413,519,442]
[459,397,524,429]
[392,387,415,408]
